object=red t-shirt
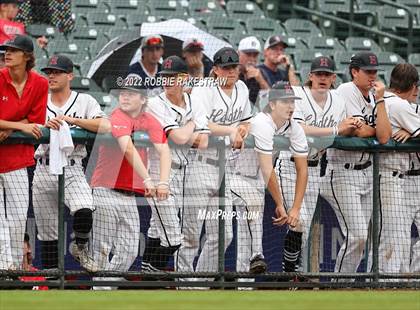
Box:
[19,266,49,290]
[0,68,48,173]
[0,19,25,44]
[90,109,167,194]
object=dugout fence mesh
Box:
[1,131,420,289]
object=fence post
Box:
[217,139,226,289]
[58,170,65,290]
[371,152,380,284]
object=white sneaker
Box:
[69,241,99,273]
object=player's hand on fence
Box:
[393,128,411,143]
[0,129,13,142]
[287,207,300,228]
[272,206,288,226]
[20,123,43,139]
[338,117,358,136]
[373,81,385,100]
[156,181,170,201]
[45,116,64,130]
[230,128,244,149]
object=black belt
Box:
[112,188,135,196]
[38,158,77,166]
[392,171,404,179]
[197,155,218,167]
[406,169,420,176]
[344,161,372,170]
[290,157,319,167]
[171,162,186,170]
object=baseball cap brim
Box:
[359,65,380,70]
[311,68,335,73]
[270,95,301,101]
[158,69,187,75]
[240,48,260,53]
[41,65,71,73]
[0,42,30,52]
[217,61,240,67]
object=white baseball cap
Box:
[182,38,204,51]
[238,36,261,53]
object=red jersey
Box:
[0,68,48,173]
[19,266,49,290]
[0,19,25,44]
[90,109,167,194]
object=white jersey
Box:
[408,103,420,170]
[146,92,210,166]
[292,86,346,160]
[250,112,309,158]
[191,79,253,158]
[35,91,106,160]
[380,92,420,171]
[327,81,376,164]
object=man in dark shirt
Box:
[258,35,299,87]
[182,37,212,78]
[238,36,269,106]
[128,34,164,93]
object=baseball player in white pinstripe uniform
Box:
[33,55,107,272]
[142,56,210,273]
[176,47,253,283]
[320,52,390,274]
[283,56,357,273]
[377,64,420,275]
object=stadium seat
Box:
[148,0,188,21]
[334,50,356,81]
[307,36,345,54]
[206,16,246,39]
[188,0,227,21]
[284,18,323,43]
[358,0,382,14]
[26,23,57,39]
[378,6,410,31]
[399,0,420,21]
[344,37,381,52]
[126,12,159,27]
[69,25,99,41]
[282,35,308,54]
[376,51,405,72]
[226,1,265,22]
[34,57,49,74]
[106,28,130,41]
[110,0,148,17]
[34,44,48,60]
[47,40,80,56]
[293,50,334,71]
[317,0,350,14]
[89,35,111,57]
[246,17,286,40]
[86,12,125,32]
[88,91,118,111]
[408,53,420,70]
[71,76,102,92]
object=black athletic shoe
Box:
[249,255,267,274]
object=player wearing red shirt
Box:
[0,0,47,47]
[0,34,48,270]
[91,85,171,289]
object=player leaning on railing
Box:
[281,56,357,274]
[33,55,109,273]
[320,51,391,276]
[0,34,48,270]
[377,64,420,276]
[90,81,171,289]
[142,56,209,275]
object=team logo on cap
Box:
[164,59,173,69]
[284,83,293,94]
[320,57,329,67]
[369,55,377,65]
[50,56,58,65]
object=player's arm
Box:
[373,82,392,144]
[188,132,209,149]
[116,135,155,197]
[62,116,111,133]
[152,142,172,201]
[299,118,358,137]
[0,119,42,139]
[287,155,308,228]
[208,122,243,149]
[167,120,196,145]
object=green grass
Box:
[0,291,419,310]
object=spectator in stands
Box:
[0,0,47,47]
[259,35,299,87]
[128,35,164,94]
[182,37,212,78]
[238,36,269,106]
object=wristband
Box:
[143,177,153,185]
[157,181,169,188]
[332,126,338,136]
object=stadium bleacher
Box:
[25,0,418,95]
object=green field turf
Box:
[0,291,418,310]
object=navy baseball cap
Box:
[41,55,74,73]
[311,56,335,73]
[0,34,33,53]
[350,52,379,70]
[264,35,289,50]
[213,47,240,67]
[158,55,188,75]
[269,82,301,101]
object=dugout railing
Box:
[0,128,419,290]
